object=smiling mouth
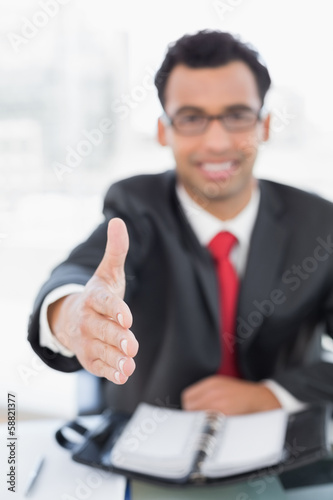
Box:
[198,161,239,179]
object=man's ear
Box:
[261,113,271,142]
[157,117,168,146]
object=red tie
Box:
[208,231,240,377]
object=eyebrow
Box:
[174,104,257,115]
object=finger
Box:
[184,375,234,400]
[182,378,221,410]
[182,376,215,400]
[182,390,220,411]
[92,339,136,377]
[82,310,138,357]
[90,359,129,385]
[87,285,133,329]
[95,218,129,294]
[181,388,205,411]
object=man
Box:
[28,31,333,415]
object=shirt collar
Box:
[176,181,261,247]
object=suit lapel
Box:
[237,180,289,357]
[170,183,220,334]
[187,240,220,334]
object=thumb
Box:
[95,218,129,291]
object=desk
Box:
[1,418,332,500]
[0,419,126,500]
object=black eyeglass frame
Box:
[161,108,264,135]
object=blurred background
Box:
[1,0,333,419]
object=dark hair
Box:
[155,30,271,109]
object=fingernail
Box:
[118,358,126,375]
[114,371,120,383]
[120,339,128,356]
[117,313,124,327]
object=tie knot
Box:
[208,231,238,261]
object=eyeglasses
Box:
[162,109,262,136]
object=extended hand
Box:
[181,375,282,415]
[48,218,138,385]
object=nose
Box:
[202,118,233,152]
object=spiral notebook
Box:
[110,403,288,481]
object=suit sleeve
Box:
[273,284,333,404]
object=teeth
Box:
[202,162,233,171]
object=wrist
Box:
[47,293,81,349]
[255,383,282,412]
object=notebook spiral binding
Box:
[189,411,225,483]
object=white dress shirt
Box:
[40,180,306,412]
[175,182,260,278]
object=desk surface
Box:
[0,418,126,500]
[0,418,332,500]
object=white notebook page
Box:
[111,404,206,478]
[202,409,288,477]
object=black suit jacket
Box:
[28,171,333,412]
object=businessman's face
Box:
[158,61,270,218]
